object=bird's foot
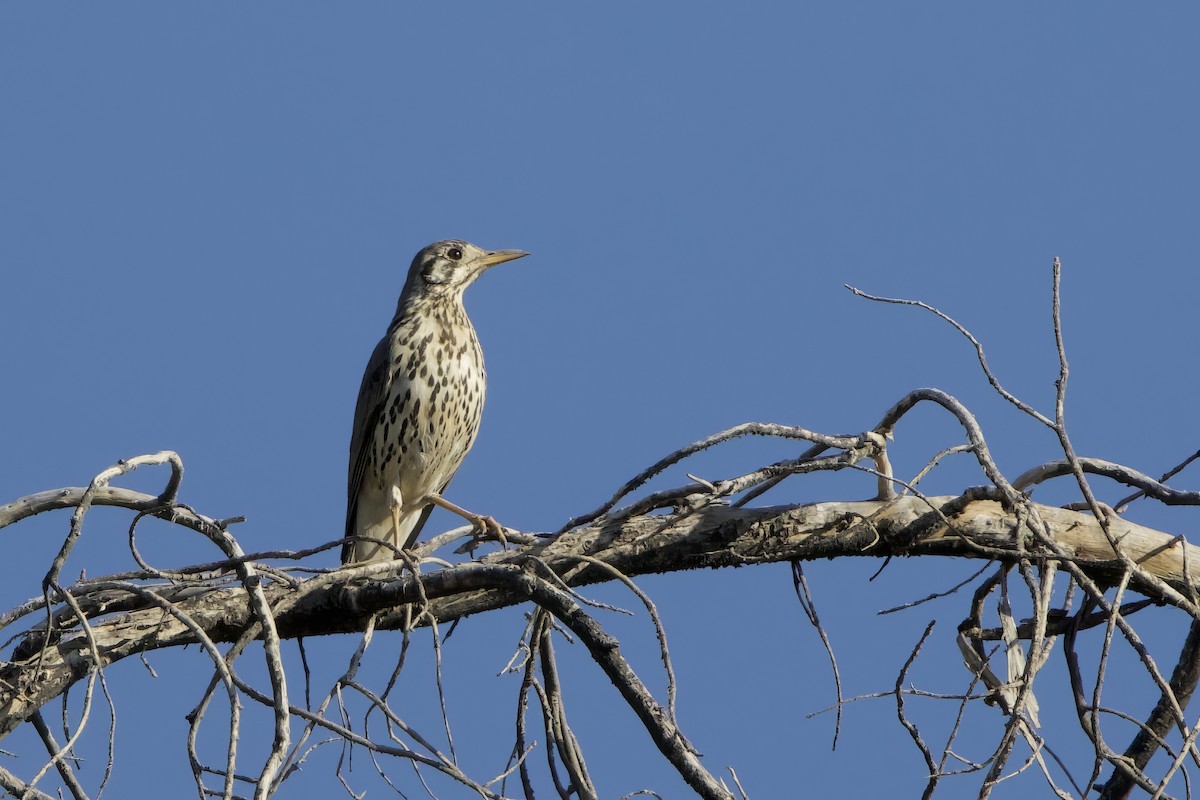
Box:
[428,493,511,554]
[470,514,509,550]
[452,514,510,557]
[451,513,506,556]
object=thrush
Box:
[342,239,528,564]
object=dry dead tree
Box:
[2,258,1198,799]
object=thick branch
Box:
[2,495,1196,741]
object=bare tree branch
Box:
[4,262,1200,797]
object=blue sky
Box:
[3,4,1200,798]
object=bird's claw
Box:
[470,515,509,551]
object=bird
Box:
[342,239,528,565]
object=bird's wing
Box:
[404,505,436,552]
[342,333,393,564]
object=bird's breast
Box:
[372,315,486,492]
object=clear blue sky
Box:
[3,4,1200,798]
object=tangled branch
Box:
[2,258,1199,798]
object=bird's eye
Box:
[446,246,463,261]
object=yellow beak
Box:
[478,249,529,268]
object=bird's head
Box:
[402,240,528,301]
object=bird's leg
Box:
[389,485,409,557]
[427,493,509,549]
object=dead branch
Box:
[4,262,1200,798]
[6,490,1199,748]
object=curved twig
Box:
[1014,459,1200,506]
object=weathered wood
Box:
[1,495,1193,740]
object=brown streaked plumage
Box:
[343,240,527,564]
